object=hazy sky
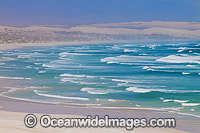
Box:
[0,0,199,25]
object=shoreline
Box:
[0,40,130,50]
[2,92,200,119]
[0,39,195,51]
[0,95,193,133]
[0,42,200,132]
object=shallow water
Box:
[0,41,200,117]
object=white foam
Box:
[181,103,200,106]
[160,97,164,100]
[186,65,196,67]
[86,76,96,78]
[178,47,187,52]
[59,73,86,78]
[0,76,31,80]
[163,99,173,102]
[161,98,189,103]
[112,79,129,83]
[101,55,156,64]
[34,90,89,101]
[182,72,190,75]
[120,63,135,65]
[126,87,200,93]
[124,49,137,53]
[79,81,96,85]
[34,67,40,70]
[156,54,200,64]
[148,44,158,49]
[2,86,46,94]
[34,63,42,65]
[173,100,189,103]
[42,64,52,68]
[126,87,153,93]
[60,77,96,84]
[3,87,27,93]
[95,98,117,102]
[58,52,90,59]
[112,79,140,84]
[107,61,118,64]
[142,66,149,69]
[147,68,156,71]
[0,57,16,61]
[136,104,141,107]
[60,78,79,84]
[81,87,108,95]
[139,54,148,56]
[25,65,32,69]
[81,87,94,92]
[0,63,6,65]
[38,71,46,74]
[107,99,117,102]
[17,52,42,59]
[117,83,129,86]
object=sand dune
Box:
[0,21,199,47]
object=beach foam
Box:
[58,52,90,59]
[186,65,196,67]
[34,90,89,101]
[124,49,137,53]
[112,79,129,83]
[101,55,156,64]
[126,87,154,93]
[156,54,200,64]
[126,87,200,93]
[81,87,121,95]
[182,72,190,75]
[0,76,31,80]
[161,98,189,103]
[81,87,109,95]
[60,78,79,84]
[59,73,86,78]
[38,71,46,74]
[17,52,43,59]
[142,66,150,69]
[181,103,200,106]
[178,47,187,52]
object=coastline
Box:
[0,93,191,133]
[0,39,192,51]
[0,42,200,132]
[0,40,131,50]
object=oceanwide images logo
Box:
[24,114,37,128]
[24,114,176,130]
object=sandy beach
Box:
[0,41,128,51]
[0,95,188,133]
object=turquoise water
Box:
[0,41,200,117]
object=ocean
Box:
[0,41,200,117]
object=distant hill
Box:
[0,21,199,44]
